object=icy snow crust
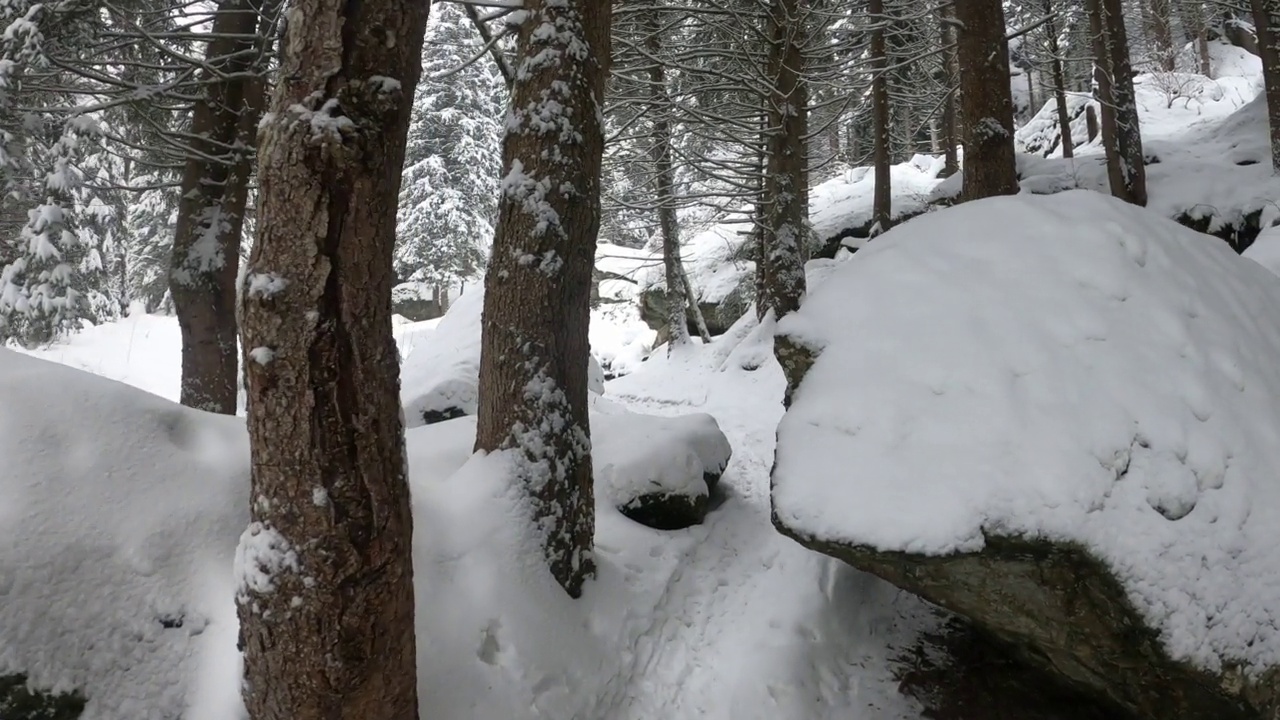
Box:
[0,349,248,720]
[773,190,1280,673]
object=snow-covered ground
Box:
[0,283,940,719]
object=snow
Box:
[1243,225,1280,276]
[0,348,249,720]
[810,160,944,247]
[773,190,1280,674]
[590,399,731,509]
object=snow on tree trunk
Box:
[234,0,429,715]
[645,9,690,350]
[1043,0,1075,159]
[955,0,1020,201]
[871,0,892,234]
[1089,0,1149,206]
[1252,0,1280,174]
[473,0,612,599]
[759,0,808,321]
[170,0,275,414]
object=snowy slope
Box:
[773,190,1280,673]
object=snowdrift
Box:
[772,190,1280,719]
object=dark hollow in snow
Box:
[0,674,85,720]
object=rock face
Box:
[780,527,1276,720]
[639,280,753,344]
[769,192,1280,720]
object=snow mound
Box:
[773,190,1280,673]
[1243,225,1280,276]
[810,161,943,247]
[591,403,732,511]
[400,287,606,426]
[0,349,248,720]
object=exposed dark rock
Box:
[775,522,1280,720]
[896,618,1131,720]
[0,674,85,720]
[421,406,469,425]
[1173,209,1266,253]
[617,467,726,531]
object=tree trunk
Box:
[939,1,960,177]
[1252,0,1280,173]
[1089,0,1149,205]
[170,0,275,414]
[645,10,690,350]
[1151,0,1177,71]
[759,0,808,320]
[1181,0,1213,75]
[871,0,892,234]
[1043,0,1075,158]
[235,0,429,715]
[474,0,612,599]
[954,0,1020,201]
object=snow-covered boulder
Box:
[771,190,1280,720]
[420,403,732,531]
[0,349,248,720]
[592,404,732,530]
[400,287,605,427]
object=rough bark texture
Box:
[1044,0,1075,158]
[940,2,960,177]
[1151,0,1177,71]
[759,0,809,321]
[1252,0,1280,173]
[954,0,1019,201]
[646,11,691,349]
[1090,0,1149,206]
[870,0,892,234]
[474,0,612,599]
[170,0,275,414]
[234,0,428,715]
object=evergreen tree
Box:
[395,3,504,288]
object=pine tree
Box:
[395,3,504,290]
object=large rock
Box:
[770,191,1280,720]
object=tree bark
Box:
[954,0,1020,201]
[758,0,808,320]
[1252,0,1280,173]
[940,1,960,178]
[1151,0,1177,71]
[474,0,612,599]
[1043,0,1075,158]
[871,0,892,233]
[1089,0,1149,205]
[170,0,275,414]
[235,0,429,715]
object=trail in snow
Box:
[595,350,938,719]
